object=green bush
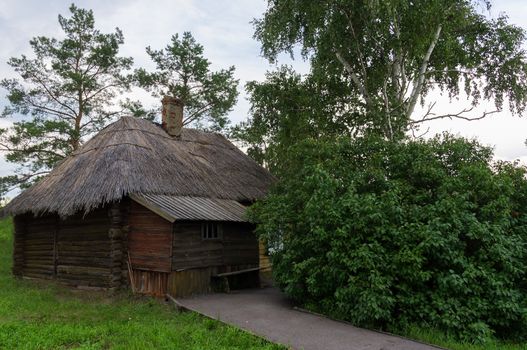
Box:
[253,134,527,343]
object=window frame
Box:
[201,222,222,240]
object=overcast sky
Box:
[1,0,527,180]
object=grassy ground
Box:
[399,326,526,350]
[0,218,284,350]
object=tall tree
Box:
[0,4,133,191]
[232,66,356,173]
[135,32,239,132]
[251,0,527,140]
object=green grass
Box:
[0,218,284,350]
[399,325,526,350]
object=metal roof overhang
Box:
[130,193,249,223]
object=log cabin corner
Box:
[4,96,274,297]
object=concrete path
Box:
[177,288,443,350]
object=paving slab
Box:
[177,287,443,350]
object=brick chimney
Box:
[161,96,183,137]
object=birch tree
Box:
[253,0,527,140]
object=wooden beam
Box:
[213,267,261,278]
[129,194,175,223]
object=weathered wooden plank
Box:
[130,270,168,296]
[167,268,212,298]
[129,232,171,241]
[127,244,171,254]
[130,257,171,272]
[128,201,172,273]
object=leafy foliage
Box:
[250,0,527,139]
[252,135,527,343]
[0,4,133,191]
[232,67,348,171]
[136,32,239,132]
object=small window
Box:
[202,222,221,240]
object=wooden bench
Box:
[212,267,261,293]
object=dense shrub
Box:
[252,135,527,342]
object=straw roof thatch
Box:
[4,117,274,217]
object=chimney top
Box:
[161,96,183,137]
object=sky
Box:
[1,0,527,181]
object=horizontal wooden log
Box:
[57,257,112,267]
[57,265,110,276]
[22,258,54,265]
[131,255,171,265]
[60,216,109,226]
[57,250,112,258]
[56,244,111,252]
[24,250,54,257]
[24,245,54,252]
[57,277,110,288]
[23,272,54,279]
[58,230,109,240]
[23,238,54,245]
[24,226,54,233]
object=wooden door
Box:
[128,201,172,295]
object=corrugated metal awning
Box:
[130,194,248,223]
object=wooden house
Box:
[4,97,274,297]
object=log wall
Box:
[12,199,260,296]
[171,222,258,271]
[172,222,223,269]
[12,204,124,289]
[18,214,55,279]
[168,221,259,297]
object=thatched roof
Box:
[4,117,274,217]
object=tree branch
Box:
[27,100,76,120]
[29,71,79,117]
[0,141,66,159]
[382,78,393,140]
[409,106,499,125]
[2,170,52,193]
[335,49,372,106]
[406,24,443,118]
[83,83,119,103]
[183,102,215,125]
[340,8,368,83]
